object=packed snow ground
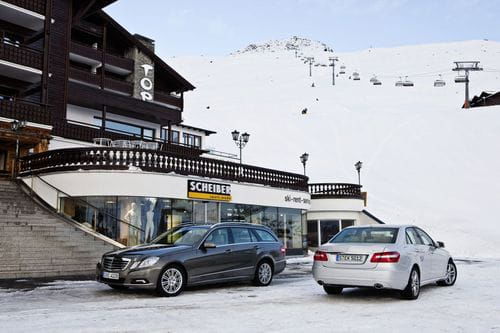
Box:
[0,260,498,332]
[168,39,500,259]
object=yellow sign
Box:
[187,192,232,202]
[187,180,232,202]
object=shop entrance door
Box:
[319,220,340,245]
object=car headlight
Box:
[130,257,160,270]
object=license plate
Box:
[103,271,119,280]
[336,254,365,263]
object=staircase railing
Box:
[20,175,144,246]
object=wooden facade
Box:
[0,0,196,158]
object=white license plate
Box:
[103,271,119,280]
[336,254,365,263]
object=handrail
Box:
[29,174,145,234]
[309,183,362,199]
[19,147,309,191]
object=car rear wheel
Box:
[437,260,457,286]
[323,285,343,295]
[156,265,186,297]
[253,261,274,286]
[401,267,420,300]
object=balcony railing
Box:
[19,147,309,192]
[3,0,45,15]
[70,41,134,73]
[52,121,205,157]
[309,183,362,199]
[0,99,50,124]
[69,67,133,95]
[154,90,183,109]
[0,41,43,70]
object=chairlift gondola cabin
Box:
[403,76,414,87]
[352,72,360,81]
[395,77,404,87]
[434,74,446,87]
[455,75,468,83]
[339,65,346,74]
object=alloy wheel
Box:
[411,270,420,296]
[258,263,272,284]
[445,263,456,285]
[161,268,183,294]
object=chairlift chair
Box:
[403,76,414,87]
[369,75,377,83]
[434,74,446,87]
[352,72,360,81]
[339,65,346,74]
[373,79,382,86]
[395,76,404,87]
[454,75,467,83]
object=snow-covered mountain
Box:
[168,38,500,259]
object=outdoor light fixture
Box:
[232,130,250,165]
[300,153,309,176]
[10,120,27,177]
[355,161,363,185]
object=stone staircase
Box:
[0,178,120,280]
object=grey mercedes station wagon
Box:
[96,223,286,296]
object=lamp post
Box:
[306,57,314,77]
[11,120,27,177]
[329,56,338,85]
[231,130,250,165]
[300,153,309,176]
[354,161,363,185]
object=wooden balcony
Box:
[70,41,134,73]
[0,99,50,124]
[0,41,42,70]
[309,183,363,199]
[2,0,45,15]
[154,90,183,109]
[19,147,309,192]
[69,67,133,95]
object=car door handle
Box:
[225,249,232,253]
[253,245,260,249]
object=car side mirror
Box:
[203,242,216,249]
[437,241,445,248]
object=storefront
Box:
[25,169,310,255]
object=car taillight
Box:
[370,251,400,263]
[314,250,328,262]
[280,247,286,255]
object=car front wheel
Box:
[437,260,457,286]
[253,261,274,286]
[401,267,420,300]
[156,265,186,297]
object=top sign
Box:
[187,180,232,202]
[139,64,154,101]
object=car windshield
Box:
[151,226,209,246]
[330,227,399,244]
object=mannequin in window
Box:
[124,202,141,245]
[145,199,156,242]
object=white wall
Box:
[22,170,311,210]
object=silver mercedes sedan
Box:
[312,225,457,299]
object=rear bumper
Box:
[275,259,286,275]
[96,263,161,289]
[312,262,409,290]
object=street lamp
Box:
[300,153,309,176]
[231,130,250,165]
[354,161,363,185]
[11,120,27,176]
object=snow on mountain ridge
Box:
[169,39,500,259]
[236,36,333,54]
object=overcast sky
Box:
[106,0,499,57]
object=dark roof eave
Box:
[177,123,216,135]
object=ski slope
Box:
[168,38,500,259]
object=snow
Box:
[0,260,498,332]
[166,38,500,259]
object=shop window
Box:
[221,203,250,222]
[206,202,219,224]
[341,220,355,229]
[320,220,340,244]
[279,208,302,249]
[307,220,318,247]
[193,201,206,223]
[171,200,193,226]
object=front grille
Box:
[102,257,130,271]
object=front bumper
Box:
[312,262,410,290]
[96,263,162,289]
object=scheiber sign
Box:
[187,180,232,202]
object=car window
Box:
[205,228,230,246]
[231,227,253,244]
[330,227,399,244]
[253,229,278,242]
[152,226,209,245]
[416,228,435,246]
[406,228,421,245]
